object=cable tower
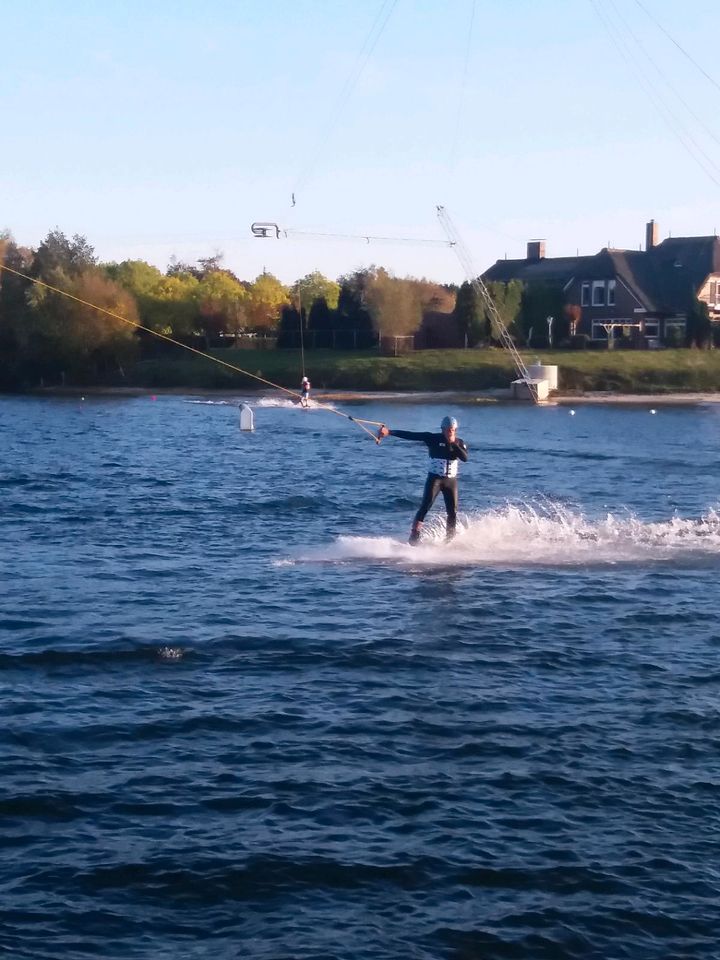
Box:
[436,206,537,403]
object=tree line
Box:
[7,225,702,389]
[0,228,463,385]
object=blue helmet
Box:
[441,416,458,431]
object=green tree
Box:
[151,273,200,337]
[245,272,288,333]
[0,232,33,353]
[196,270,246,338]
[292,271,340,314]
[32,229,96,280]
[686,296,712,348]
[167,256,202,279]
[277,303,303,348]
[105,259,201,337]
[519,282,567,346]
[453,281,482,346]
[482,280,523,343]
[106,259,165,299]
[336,269,374,339]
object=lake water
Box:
[2,393,720,960]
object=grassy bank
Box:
[122,348,720,394]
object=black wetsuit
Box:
[390,430,469,535]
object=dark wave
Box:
[0,645,189,669]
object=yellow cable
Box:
[0,263,380,442]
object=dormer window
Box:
[592,281,606,306]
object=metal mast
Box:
[436,205,538,403]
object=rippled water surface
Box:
[2,394,720,959]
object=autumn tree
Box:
[245,272,288,333]
[564,303,582,338]
[21,270,138,380]
[196,270,246,338]
[364,268,423,338]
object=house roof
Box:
[482,235,720,314]
[483,255,595,284]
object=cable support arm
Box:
[251,222,454,247]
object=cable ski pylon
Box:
[0,263,381,443]
[435,206,538,404]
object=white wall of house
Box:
[698,274,720,317]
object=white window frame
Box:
[581,281,590,307]
[644,320,659,337]
[592,320,639,341]
[591,321,609,340]
[664,319,686,340]
[592,281,606,306]
[607,279,616,307]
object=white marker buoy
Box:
[650,409,657,415]
[569,409,576,416]
[239,403,254,431]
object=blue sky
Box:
[3,0,720,284]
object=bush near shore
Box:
[120,348,720,394]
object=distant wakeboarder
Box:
[300,376,311,408]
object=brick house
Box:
[482,221,720,345]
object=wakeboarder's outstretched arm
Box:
[377,425,468,461]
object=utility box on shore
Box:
[527,364,559,391]
[511,378,550,402]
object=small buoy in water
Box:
[569,409,576,416]
[81,396,85,401]
[151,395,157,401]
[239,403,254,431]
[650,409,657,415]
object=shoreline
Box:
[10,386,720,406]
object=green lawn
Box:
[126,348,720,393]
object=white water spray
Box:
[254,397,335,411]
[305,501,720,568]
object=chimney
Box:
[527,239,546,261]
[645,219,659,250]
